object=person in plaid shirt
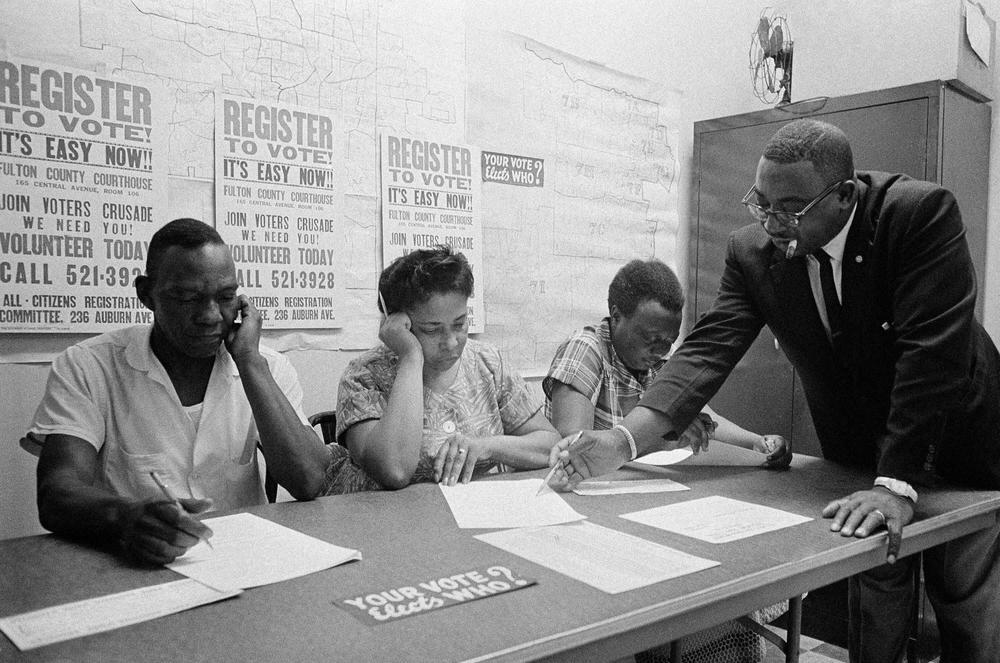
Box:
[544,258,789,465]
[545,258,791,663]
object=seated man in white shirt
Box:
[30,218,332,565]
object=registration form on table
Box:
[0,579,240,651]
[571,461,690,495]
[632,448,694,466]
[622,495,813,543]
[476,520,718,594]
[439,478,585,528]
[573,478,689,495]
[167,512,361,589]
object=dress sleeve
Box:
[487,345,541,433]
[542,330,604,405]
[335,352,391,442]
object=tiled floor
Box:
[761,627,848,663]
[760,626,940,663]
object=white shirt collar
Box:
[819,202,857,262]
[125,324,237,378]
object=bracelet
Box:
[874,477,918,504]
[612,423,638,461]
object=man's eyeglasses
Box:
[741,179,844,229]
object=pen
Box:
[149,471,214,550]
[537,431,583,496]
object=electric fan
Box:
[749,11,793,105]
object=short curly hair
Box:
[145,218,225,282]
[378,246,473,314]
[762,119,854,184]
[608,258,683,317]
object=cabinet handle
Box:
[774,338,780,351]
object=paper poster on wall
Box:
[467,31,682,374]
[481,151,544,187]
[214,94,343,329]
[379,132,484,332]
[0,57,168,333]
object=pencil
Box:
[537,431,583,495]
[149,471,214,550]
[377,290,388,318]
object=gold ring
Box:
[872,509,886,524]
[457,448,466,455]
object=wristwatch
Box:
[874,476,918,503]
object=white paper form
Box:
[965,0,993,65]
[572,478,689,495]
[475,521,718,594]
[622,495,812,544]
[0,579,240,651]
[571,459,690,495]
[439,478,585,528]
[167,512,360,589]
[633,448,693,466]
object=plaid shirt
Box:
[543,318,666,430]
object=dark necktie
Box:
[815,250,844,353]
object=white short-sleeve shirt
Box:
[29,325,309,511]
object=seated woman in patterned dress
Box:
[332,246,559,490]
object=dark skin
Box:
[756,158,913,564]
[549,159,914,564]
[36,243,328,565]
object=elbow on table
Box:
[376,466,415,490]
[283,473,323,501]
[363,455,417,490]
[36,486,92,538]
[36,495,62,534]
[352,445,417,490]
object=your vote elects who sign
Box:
[335,564,535,625]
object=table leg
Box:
[784,594,803,663]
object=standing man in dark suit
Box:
[548,119,1000,662]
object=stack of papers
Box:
[168,512,361,589]
[440,478,719,595]
[0,512,360,651]
[621,495,812,543]
[439,478,585,528]
[0,580,239,651]
[632,448,694,465]
[572,478,688,495]
[476,521,718,594]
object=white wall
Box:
[4,0,1000,539]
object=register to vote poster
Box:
[214,94,343,329]
[0,57,168,333]
[379,132,484,332]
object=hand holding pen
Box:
[114,477,214,566]
[147,471,215,551]
[538,431,583,494]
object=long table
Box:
[2,446,998,662]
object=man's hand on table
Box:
[821,488,915,564]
